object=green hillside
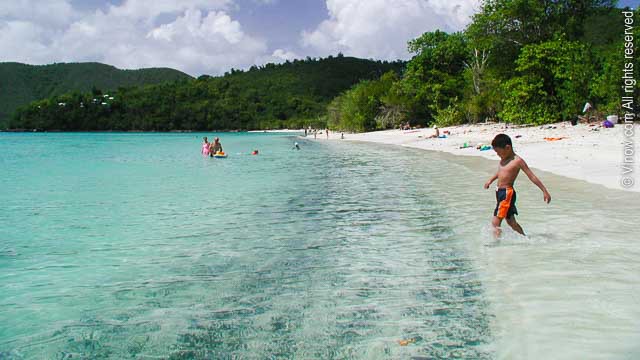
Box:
[11,56,404,131]
[0,62,192,127]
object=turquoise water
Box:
[3,133,640,359]
[0,133,491,359]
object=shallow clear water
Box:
[0,133,638,359]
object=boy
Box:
[484,134,551,237]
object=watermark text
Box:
[621,11,636,189]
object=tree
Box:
[500,35,592,124]
[467,0,616,75]
[401,31,469,124]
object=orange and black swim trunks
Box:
[494,187,518,219]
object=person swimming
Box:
[293,142,300,150]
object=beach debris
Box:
[398,338,416,346]
[515,135,522,138]
[459,142,473,149]
[602,120,614,128]
[479,145,492,151]
[544,137,567,141]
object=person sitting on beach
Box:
[209,137,223,156]
[202,137,210,155]
[484,134,551,237]
[427,125,440,138]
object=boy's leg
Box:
[506,216,525,235]
[491,216,503,237]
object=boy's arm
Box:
[519,159,551,203]
[484,172,498,189]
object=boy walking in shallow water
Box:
[484,134,551,237]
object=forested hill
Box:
[0,62,192,127]
[9,56,404,131]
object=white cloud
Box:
[0,0,77,27]
[0,0,269,76]
[147,9,244,44]
[301,0,480,60]
[0,21,51,63]
[107,0,233,20]
[271,49,298,61]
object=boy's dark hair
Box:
[491,134,512,149]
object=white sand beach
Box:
[248,129,305,133]
[309,122,639,192]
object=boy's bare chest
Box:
[498,159,520,178]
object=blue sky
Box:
[1,0,638,76]
[618,0,638,8]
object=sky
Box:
[1,0,637,76]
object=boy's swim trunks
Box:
[494,187,518,219]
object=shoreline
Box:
[307,122,639,192]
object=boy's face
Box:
[493,145,512,159]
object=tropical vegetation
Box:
[0,62,191,128]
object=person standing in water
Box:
[201,137,210,155]
[209,137,223,157]
[484,134,551,237]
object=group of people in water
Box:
[201,137,224,157]
[202,136,303,157]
